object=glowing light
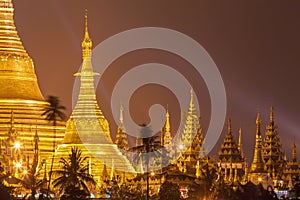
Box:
[14,142,21,149]
[151,172,155,176]
[258,177,262,182]
[179,144,184,150]
[15,162,22,168]
[23,170,27,175]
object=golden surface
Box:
[52,12,135,189]
[0,0,65,164]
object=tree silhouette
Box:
[131,124,162,200]
[52,147,96,199]
[42,95,66,193]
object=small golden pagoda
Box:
[53,11,135,190]
[249,112,269,186]
[218,118,245,183]
[115,105,129,151]
[0,0,65,164]
[175,89,204,175]
[263,107,285,178]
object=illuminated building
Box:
[115,105,129,151]
[249,112,269,187]
[175,89,204,175]
[52,11,135,192]
[263,107,285,178]
[218,118,245,184]
[0,0,65,165]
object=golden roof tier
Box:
[0,0,65,163]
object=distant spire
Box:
[250,112,265,173]
[163,107,172,147]
[238,128,244,158]
[189,88,194,108]
[292,139,297,162]
[256,112,261,131]
[228,118,232,134]
[270,106,274,124]
[115,104,129,151]
[119,104,124,129]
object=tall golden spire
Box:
[65,9,110,144]
[250,112,265,173]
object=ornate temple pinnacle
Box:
[189,87,194,108]
[165,107,171,134]
[270,106,274,124]
[82,9,92,60]
[250,111,265,174]
[119,104,124,130]
[228,118,232,134]
[256,112,261,135]
[292,139,297,162]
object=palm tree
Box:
[131,124,162,200]
[42,96,66,193]
[52,147,96,199]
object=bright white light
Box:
[151,172,155,176]
[15,162,22,168]
[14,142,21,149]
[179,144,184,150]
[258,177,262,182]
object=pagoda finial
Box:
[228,118,232,134]
[256,112,261,132]
[163,106,172,147]
[238,128,243,157]
[270,106,274,124]
[119,104,124,128]
[82,9,92,59]
[189,87,194,109]
[165,106,170,134]
[292,138,297,162]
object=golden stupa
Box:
[53,11,135,189]
[0,0,65,166]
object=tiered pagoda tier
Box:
[0,0,65,163]
[218,118,245,183]
[52,12,135,189]
[263,107,285,178]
